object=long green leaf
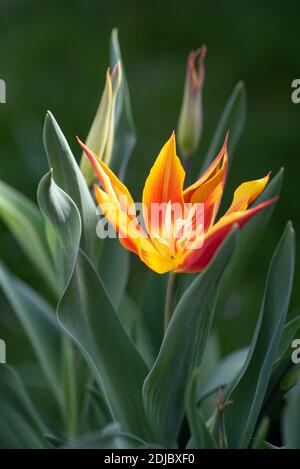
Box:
[0,180,57,294]
[143,228,238,446]
[0,365,51,448]
[38,170,88,438]
[0,261,62,408]
[217,168,283,311]
[186,370,216,449]
[224,222,295,448]
[65,423,146,449]
[98,237,129,309]
[43,111,99,261]
[58,249,151,440]
[283,381,300,449]
[197,348,248,402]
[37,170,81,289]
[200,81,246,174]
[38,172,149,438]
[109,28,136,179]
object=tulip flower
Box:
[177,46,206,158]
[78,133,276,274]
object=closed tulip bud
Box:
[177,45,206,158]
[80,62,122,186]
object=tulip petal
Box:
[95,185,173,273]
[225,173,271,215]
[178,197,277,272]
[139,245,178,274]
[94,185,139,255]
[78,138,135,213]
[142,133,185,232]
[183,135,228,230]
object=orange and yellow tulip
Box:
[78,133,276,274]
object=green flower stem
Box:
[164,272,179,330]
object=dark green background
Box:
[0,0,299,353]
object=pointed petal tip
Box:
[77,137,93,160]
[200,44,207,58]
[224,130,229,145]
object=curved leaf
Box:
[197,348,248,402]
[58,249,151,440]
[43,111,99,261]
[0,180,57,294]
[186,370,216,449]
[98,237,129,309]
[143,228,238,446]
[0,261,62,408]
[217,168,283,311]
[38,170,87,437]
[0,365,51,448]
[65,423,146,449]
[283,381,300,449]
[200,81,246,174]
[38,171,150,439]
[224,222,295,448]
[109,28,136,179]
[37,170,81,289]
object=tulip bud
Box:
[177,45,206,158]
[80,62,121,186]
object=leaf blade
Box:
[143,229,238,446]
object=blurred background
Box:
[0,0,299,357]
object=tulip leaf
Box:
[283,381,300,449]
[200,81,246,173]
[186,370,217,449]
[264,314,300,411]
[58,249,152,440]
[0,180,57,295]
[38,170,90,438]
[143,228,238,446]
[254,440,281,449]
[65,423,146,449]
[109,28,137,179]
[118,293,154,368]
[224,222,295,448]
[43,111,100,261]
[37,170,81,290]
[217,167,283,311]
[197,348,248,402]
[98,237,129,309]
[80,381,113,434]
[0,365,51,448]
[39,170,150,439]
[140,271,166,360]
[0,261,62,408]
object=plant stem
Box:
[164,272,179,330]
